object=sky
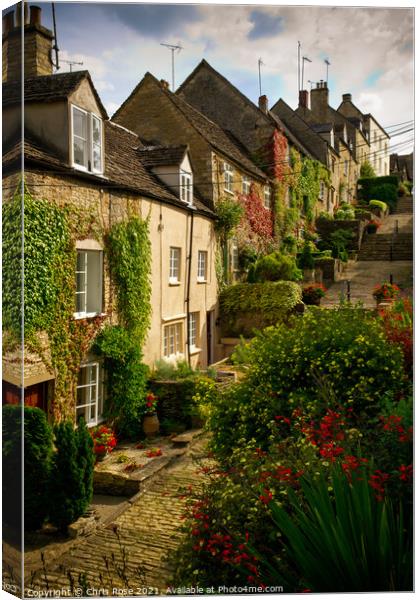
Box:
[4,1,415,154]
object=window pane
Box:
[86,251,102,314]
[73,136,87,167]
[92,116,101,144]
[93,144,101,172]
[73,108,87,139]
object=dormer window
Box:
[71,105,103,174]
[180,171,193,204]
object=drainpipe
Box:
[185,209,194,367]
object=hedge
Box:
[2,405,53,531]
[219,282,302,337]
[358,176,399,210]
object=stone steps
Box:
[358,233,413,261]
[394,196,413,214]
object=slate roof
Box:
[178,59,316,161]
[270,97,337,164]
[3,124,214,217]
[3,70,108,118]
[390,153,413,181]
[137,145,188,168]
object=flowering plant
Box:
[145,392,158,414]
[145,448,162,458]
[90,425,117,457]
[366,219,381,233]
[302,283,327,305]
[372,282,400,301]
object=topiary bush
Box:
[369,199,387,213]
[219,281,303,337]
[247,252,301,283]
[2,405,53,531]
[207,306,405,459]
[76,418,95,512]
[298,241,315,270]
[49,421,92,531]
[358,176,399,211]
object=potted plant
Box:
[366,219,381,234]
[372,282,400,306]
[91,425,117,462]
[302,283,327,306]
[142,392,160,438]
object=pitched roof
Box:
[178,59,316,161]
[3,70,108,118]
[114,72,267,181]
[3,124,214,217]
[270,97,336,164]
[137,145,188,168]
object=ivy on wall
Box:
[2,187,152,426]
[107,215,152,344]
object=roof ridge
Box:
[108,120,138,137]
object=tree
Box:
[360,161,376,178]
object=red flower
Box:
[399,464,413,482]
[368,470,390,501]
[259,489,273,504]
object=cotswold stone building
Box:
[2,5,218,424]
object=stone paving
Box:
[323,197,413,308]
[22,434,212,597]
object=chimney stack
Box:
[342,93,352,102]
[2,3,54,83]
[310,80,329,122]
[299,90,309,109]
[160,79,170,90]
[258,94,268,114]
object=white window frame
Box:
[71,104,103,175]
[169,247,181,284]
[163,322,183,358]
[180,171,193,205]
[188,312,199,350]
[242,175,251,195]
[74,249,103,319]
[197,250,208,282]
[319,181,325,200]
[223,162,234,194]
[264,185,271,209]
[76,361,104,426]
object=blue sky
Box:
[5,1,415,152]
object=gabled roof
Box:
[137,144,188,168]
[3,70,108,118]
[3,124,214,217]
[114,72,267,181]
[178,59,315,160]
[270,97,338,164]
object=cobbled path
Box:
[26,435,211,597]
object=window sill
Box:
[189,346,202,356]
[73,312,106,320]
[197,278,207,284]
[72,163,104,178]
[169,280,181,286]
[224,188,234,195]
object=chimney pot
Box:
[160,79,170,90]
[3,11,14,35]
[342,93,352,102]
[15,1,29,26]
[29,6,42,26]
[258,94,268,114]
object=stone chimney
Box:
[258,94,268,114]
[299,89,309,109]
[2,3,54,83]
[310,80,329,122]
[342,93,352,103]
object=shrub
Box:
[207,306,405,459]
[297,241,315,270]
[152,359,196,380]
[355,208,372,220]
[49,421,91,531]
[360,161,376,178]
[219,281,303,337]
[316,211,333,221]
[398,181,410,197]
[335,206,355,220]
[214,196,244,241]
[358,176,398,211]
[247,252,301,283]
[76,418,95,510]
[266,466,412,592]
[369,199,387,213]
[378,299,412,376]
[2,405,53,531]
[149,375,208,428]
[94,326,149,438]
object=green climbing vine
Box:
[2,187,153,427]
[106,215,152,343]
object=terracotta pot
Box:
[143,413,160,438]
